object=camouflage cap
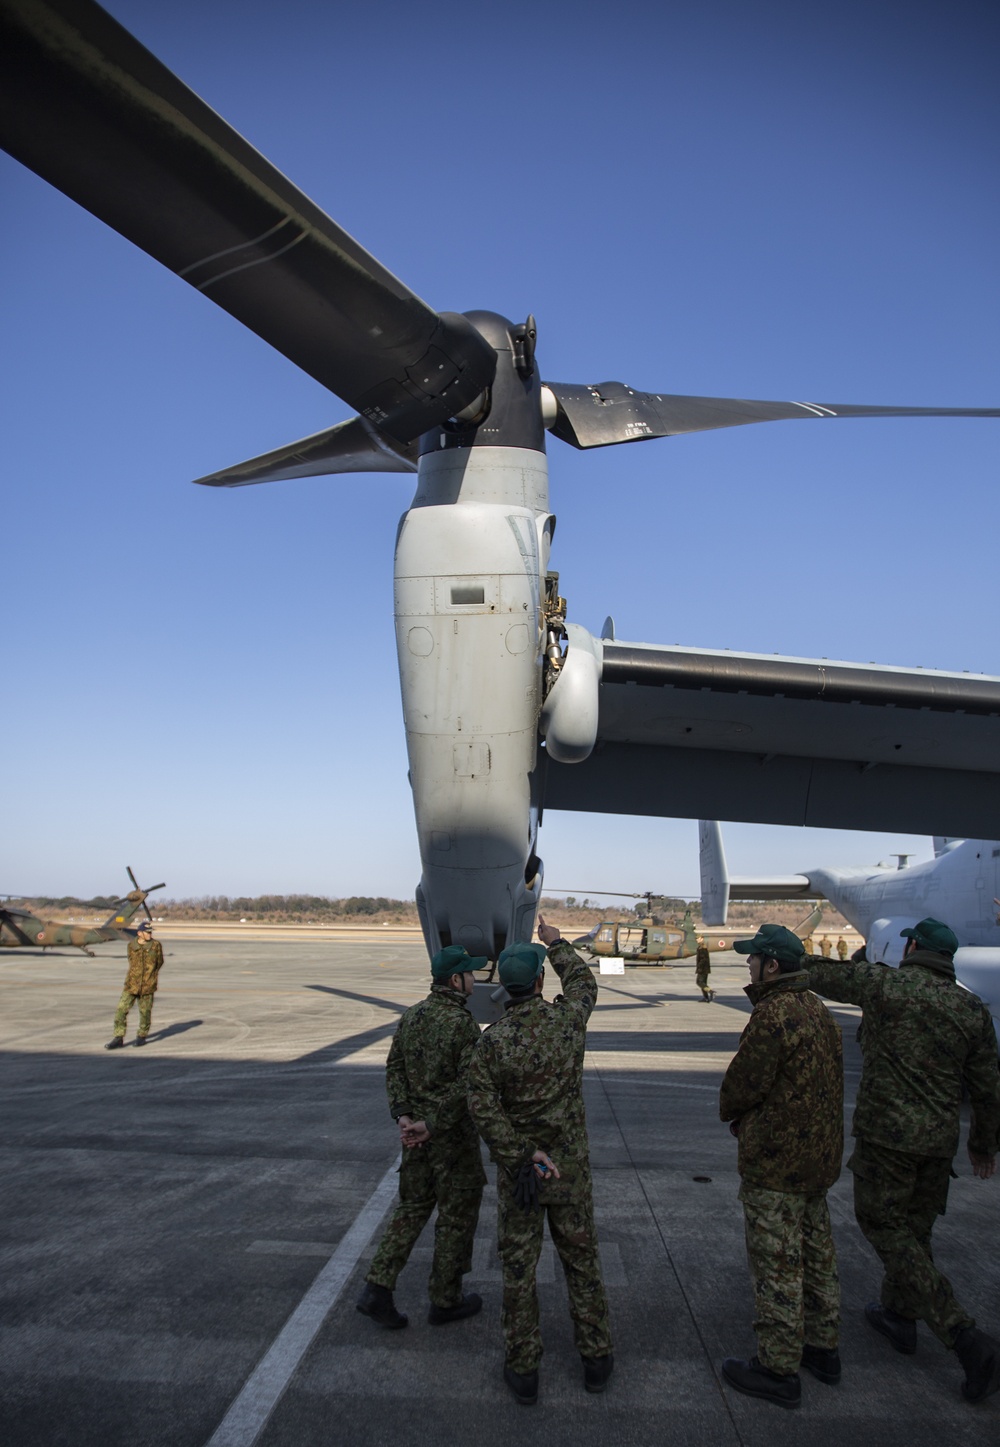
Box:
[430,944,488,979]
[733,923,805,965]
[900,917,958,957]
[497,941,547,988]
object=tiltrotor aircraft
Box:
[698,820,1000,1030]
[0,868,165,956]
[3,0,1000,963]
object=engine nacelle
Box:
[954,947,1000,1031]
[866,918,913,966]
[540,623,602,763]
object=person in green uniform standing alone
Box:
[104,921,164,1049]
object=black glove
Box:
[512,1161,543,1214]
[851,946,868,964]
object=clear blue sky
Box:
[2,0,998,901]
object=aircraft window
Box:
[651,931,665,944]
[599,927,613,942]
[451,585,485,605]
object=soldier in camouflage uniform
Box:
[695,937,714,1001]
[104,921,164,1048]
[805,917,1000,1403]
[357,944,487,1330]
[466,915,613,1405]
[836,936,848,961]
[719,924,844,1409]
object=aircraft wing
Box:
[541,639,1000,838]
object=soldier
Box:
[357,944,487,1329]
[836,936,848,961]
[695,936,714,1001]
[819,936,832,958]
[466,916,613,1405]
[805,918,1000,1403]
[719,924,844,1409]
[104,920,164,1048]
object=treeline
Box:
[157,894,413,921]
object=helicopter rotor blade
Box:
[0,0,495,443]
[545,382,1000,450]
[126,866,140,891]
[193,416,419,487]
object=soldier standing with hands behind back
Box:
[357,945,487,1330]
[466,915,613,1405]
[104,920,163,1049]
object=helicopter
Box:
[558,889,823,964]
[0,868,166,956]
[2,0,1000,964]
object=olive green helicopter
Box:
[0,868,165,957]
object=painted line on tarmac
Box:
[205,1155,400,1447]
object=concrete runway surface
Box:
[1,939,997,1445]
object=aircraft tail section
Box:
[933,837,964,857]
[699,821,729,926]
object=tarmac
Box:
[1,937,997,1446]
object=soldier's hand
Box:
[401,1119,430,1148]
[531,1149,560,1180]
[536,915,561,948]
[729,1120,741,1138]
[851,946,868,964]
[968,1148,996,1179]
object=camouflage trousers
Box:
[113,990,154,1039]
[695,967,712,998]
[367,1142,484,1308]
[496,1182,612,1374]
[739,1183,840,1376]
[850,1138,973,1345]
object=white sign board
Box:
[599,959,626,975]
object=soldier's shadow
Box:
[144,1019,203,1041]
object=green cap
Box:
[497,941,548,988]
[733,924,805,965]
[430,944,488,980]
[900,917,958,957]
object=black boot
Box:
[134,1035,147,1047]
[865,1302,917,1355]
[104,1037,124,1050]
[583,1353,614,1393]
[356,1281,407,1329]
[954,1325,1000,1403]
[801,1343,841,1384]
[503,1365,538,1405]
[428,1292,482,1325]
[722,1356,801,1408]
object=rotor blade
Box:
[126,866,139,890]
[194,416,419,487]
[545,381,1000,450]
[0,0,495,442]
[148,883,166,893]
[142,901,153,922]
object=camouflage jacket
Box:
[805,950,1000,1158]
[123,939,164,995]
[720,971,844,1193]
[385,983,482,1146]
[466,940,597,1202]
[695,946,711,972]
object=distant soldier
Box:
[720,925,843,1409]
[819,936,832,958]
[836,936,848,961]
[104,920,163,1048]
[806,918,1000,1403]
[357,945,487,1329]
[801,935,814,955]
[695,937,714,1001]
[466,916,613,1405]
